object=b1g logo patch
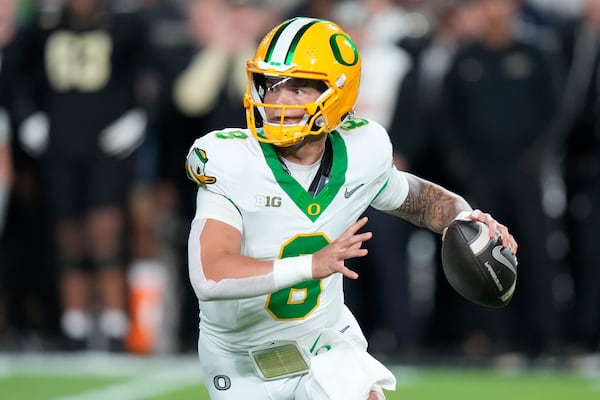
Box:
[185,148,217,187]
[256,195,282,208]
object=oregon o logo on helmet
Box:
[329,33,359,66]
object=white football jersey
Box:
[187,117,409,353]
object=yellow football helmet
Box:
[245,17,361,147]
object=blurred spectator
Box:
[291,0,337,19]
[553,0,600,353]
[365,0,431,45]
[119,0,190,356]
[393,0,485,182]
[390,0,487,355]
[441,0,561,357]
[0,0,17,237]
[334,1,413,129]
[1,0,54,351]
[16,0,151,351]
[149,0,284,351]
[155,0,283,220]
[527,0,585,19]
[0,0,18,344]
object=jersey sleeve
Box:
[346,118,409,211]
[370,167,409,211]
[193,188,243,232]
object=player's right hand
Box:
[99,108,147,158]
[311,217,372,280]
[18,111,49,157]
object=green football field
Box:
[0,352,598,400]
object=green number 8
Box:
[265,234,329,320]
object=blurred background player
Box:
[328,0,418,358]
[0,0,18,343]
[0,0,53,351]
[149,0,287,351]
[440,0,561,357]
[552,0,600,354]
[16,0,151,351]
[387,0,488,356]
[0,0,17,238]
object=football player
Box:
[186,17,518,399]
[16,0,150,350]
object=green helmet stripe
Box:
[265,17,320,66]
[264,18,295,63]
[284,20,319,65]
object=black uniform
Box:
[441,38,561,356]
[19,6,149,219]
[556,20,600,351]
[1,20,61,346]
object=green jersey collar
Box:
[260,132,348,221]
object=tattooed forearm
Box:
[386,173,472,234]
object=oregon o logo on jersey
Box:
[307,203,321,216]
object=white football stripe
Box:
[469,222,490,255]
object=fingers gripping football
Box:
[312,217,372,280]
[458,209,518,254]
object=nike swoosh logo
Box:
[492,246,517,274]
[344,183,364,198]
